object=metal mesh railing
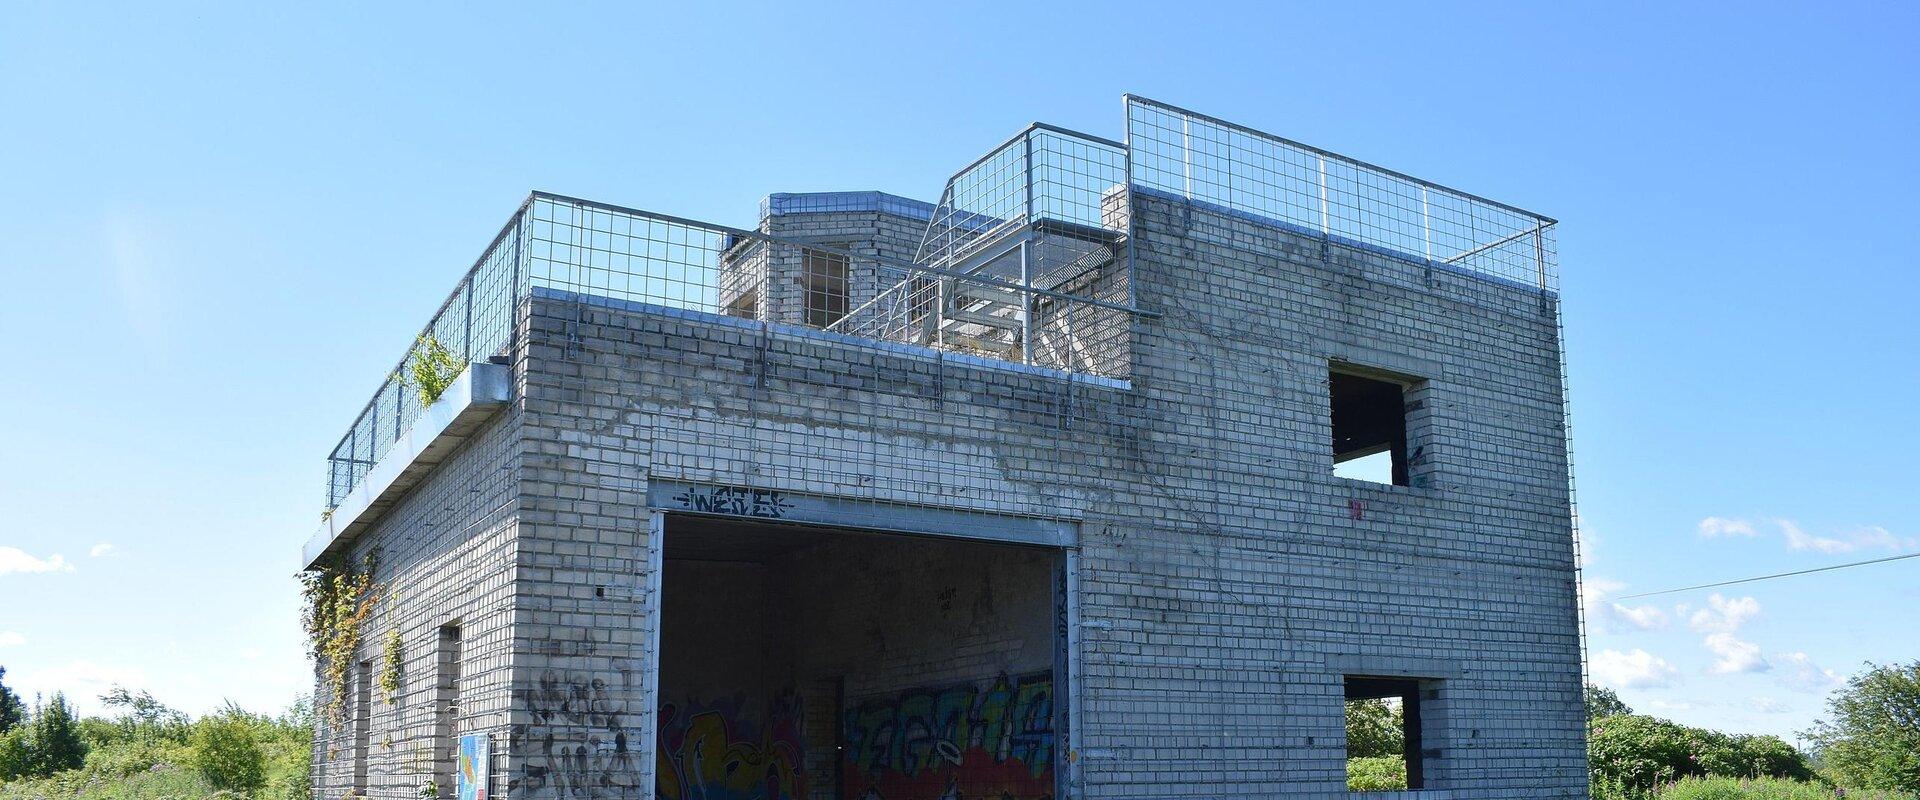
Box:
[325,206,528,508]
[326,188,1138,509]
[1125,95,1557,291]
[326,99,1560,510]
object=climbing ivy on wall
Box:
[299,551,381,725]
[378,627,404,705]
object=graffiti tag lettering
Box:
[672,486,794,519]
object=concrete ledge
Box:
[301,362,511,569]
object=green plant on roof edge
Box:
[404,333,465,408]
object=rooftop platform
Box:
[316,95,1557,522]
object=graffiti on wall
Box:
[511,667,648,800]
[842,671,1054,800]
[656,692,806,800]
[670,485,794,519]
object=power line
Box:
[1613,550,1920,600]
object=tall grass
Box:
[1595,776,1920,800]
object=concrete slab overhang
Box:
[301,362,511,569]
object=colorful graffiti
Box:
[656,692,806,800]
[841,671,1054,800]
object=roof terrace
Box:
[319,95,1557,512]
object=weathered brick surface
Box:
[317,189,1582,800]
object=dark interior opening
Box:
[1330,369,1411,486]
[658,516,1062,800]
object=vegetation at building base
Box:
[0,681,309,800]
[1587,658,1920,799]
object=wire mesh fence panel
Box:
[1124,95,1557,292]
[527,197,729,316]
[324,202,530,508]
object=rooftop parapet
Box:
[321,96,1556,511]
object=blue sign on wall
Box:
[456,733,489,800]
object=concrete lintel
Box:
[647,480,1077,548]
[1323,654,1466,681]
[301,362,511,569]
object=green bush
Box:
[1348,755,1407,791]
[1591,714,1817,793]
[188,706,266,794]
[0,691,309,800]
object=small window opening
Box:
[801,247,849,328]
[434,625,463,797]
[1345,676,1426,791]
[1331,369,1411,486]
[725,287,759,320]
[353,660,372,794]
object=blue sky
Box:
[1,1,1915,744]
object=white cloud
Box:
[1592,648,1681,689]
[1774,651,1846,693]
[1613,603,1671,631]
[1583,577,1624,609]
[1582,578,1671,632]
[1704,632,1770,674]
[0,547,74,575]
[89,543,118,558]
[1779,519,1918,554]
[0,631,24,647]
[1647,698,1694,711]
[1752,696,1789,714]
[1699,517,1758,538]
[1689,593,1761,633]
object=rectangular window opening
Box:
[725,287,759,320]
[801,247,849,328]
[353,660,372,795]
[1345,676,1428,792]
[434,625,463,798]
[1331,368,1415,486]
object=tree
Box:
[1345,697,1404,758]
[25,692,89,776]
[1803,660,1920,793]
[0,666,24,733]
[99,685,191,745]
[191,702,268,794]
[1585,683,1632,719]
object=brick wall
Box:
[322,186,1582,799]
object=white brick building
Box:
[303,97,1584,800]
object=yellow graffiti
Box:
[658,711,803,800]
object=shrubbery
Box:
[1589,713,1815,791]
[1639,776,1918,800]
[0,686,309,800]
[1347,755,1407,791]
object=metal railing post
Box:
[1019,239,1032,365]
[1535,227,1547,291]
[1182,115,1194,199]
[1023,131,1036,224]
[1318,155,1330,235]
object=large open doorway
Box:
[654,514,1066,800]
